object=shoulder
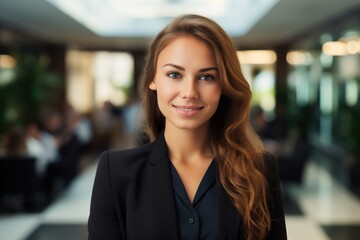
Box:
[97,142,154,180]
[262,152,281,190]
[105,143,153,165]
[263,152,278,172]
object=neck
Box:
[164,124,212,163]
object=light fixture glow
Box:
[237,50,277,65]
[287,51,313,65]
[0,54,16,68]
[322,38,360,56]
[346,40,359,54]
[322,41,348,56]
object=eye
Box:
[167,72,181,79]
[199,74,215,81]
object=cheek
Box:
[155,90,171,111]
[156,83,177,101]
[207,86,222,104]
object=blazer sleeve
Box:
[265,153,288,240]
[88,152,123,240]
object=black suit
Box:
[88,133,287,240]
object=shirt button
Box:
[188,218,195,224]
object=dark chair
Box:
[0,156,42,211]
[58,134,82,186]
[278,140,311,184]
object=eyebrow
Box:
[162,63,218,72]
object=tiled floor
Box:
[284,160,360,240]
[1,157,360,240]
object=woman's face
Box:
[150,35,222,132]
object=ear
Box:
[149,80,157,90]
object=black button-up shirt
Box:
[170,160,220,240]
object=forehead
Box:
[157,35,216,66]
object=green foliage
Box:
[0,53,62,134]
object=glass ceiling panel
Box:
[46,0,278,37]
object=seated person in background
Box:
[65,107,93,152]
[250,105,280,157]
[25,120,60,178]
[3,126,27,157]
[250,105,309,183]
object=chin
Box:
[169,120,210,131]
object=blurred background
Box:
[0,0,360,239]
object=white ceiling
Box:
[0,0,359,50]
[45,0,279,37]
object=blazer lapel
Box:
[147,132,179,239]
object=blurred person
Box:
[42,110,66,146]
[1,125,43,211]
[121,96,142,147]
[65,104,93,152]
[42,109,83,184]
[25,120,59,178]
[122,98,140,133]
[94,100,115,131]
[73,113,93,151]
[88,14,286,240]
[250,105,310,183]
[43,110,77,155]
[3,125,27,156]
[250,105,280,156]
[92,100,119,150]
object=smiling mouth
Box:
[173,105,204,111]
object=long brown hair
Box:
[141,14,270,240]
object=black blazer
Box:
[88,133,287,240]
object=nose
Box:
[181,78,199,100]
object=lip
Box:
[172,104,204,117]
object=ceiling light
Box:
[0,54,16,68]
[46,0,279,37]
[322,41,348,56]
[287,51,313,65]
[237,50,277,65]
[346,40,359,54]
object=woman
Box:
[88,14,287,240]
